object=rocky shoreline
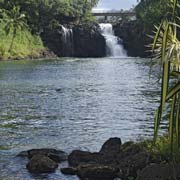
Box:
[17,137,180,180]
[0,21,152,60]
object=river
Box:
[0,57,160,179]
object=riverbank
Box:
[0,21,48,60]
[0,48,57,61]
[17,137,180,180]
[0,20,152,60]
[0,23,106,60]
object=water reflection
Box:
[0,57,161,179]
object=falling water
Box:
[99,23,127,57]
[61,25,74,56]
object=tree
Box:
[0,0,100,34]
[152,0,180,154]
[135,0,169,31]
[3,6,28,52]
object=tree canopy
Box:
[0,0,99,33]
[135,0,173,31]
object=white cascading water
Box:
[61,25,74,56]
[99,23,127,57]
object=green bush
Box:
[0,21,44,59]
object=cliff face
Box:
[113,21,151,58]
[41,24,106,58]
[73,24,106,57]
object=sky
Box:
[93,0,138,11]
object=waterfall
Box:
[99,23,127,57]
[61,25,74,57]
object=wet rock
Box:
[26,155,58,173]
[68,150,101,167]
[18,148,67,162]
[61,167,77,175]
[136,164,180,180]
[28,149,67,162]
[100,137,122,155]
[62,138,169,180]
[117,151,150,179]
[77,164,118,180]
[120,144,144,157]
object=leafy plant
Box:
[3,6,28,52]
[152,0,180,154]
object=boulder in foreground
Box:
[26,154,58,173]
[18,148,67,162]
[77,164,118,180]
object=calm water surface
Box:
[0,57,160,179]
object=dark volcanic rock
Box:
[100,137,122,154]
[117,151,150,179]
[18,148,67,162]
[113,21,151,58]
[67,139,153,179]
[73,24,106,57]
[68,150,101,167]
[115,143,150,178]
[28,149,67,162]
[41,23,106,58]
[136,164,180,180]
[77,164,118,180]
[61,167,77,175]
[26,155,58,173]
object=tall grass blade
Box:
[169,95,176,153]
[152,22,163,52]
[154,106,161,142]
[173,0,177,18]
[161,61,170,111]
[176,94,180,147]
[162,22,169,61]
[166,81,180,101]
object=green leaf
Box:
[169,95,176,152]
[166,81,180,101]
[152,22,163,53]
[171,71,180,78]
[161,22,169,61]
[176,94,180,147]
[173,0,177,18]
[161,61,170,111]
[154,106,162,142]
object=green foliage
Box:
[0,21,44,59]
[0,0,99,34]
[3,6,28,52]
[135,0,175,31]
[141,137,180,161]
[151,0,180,154]
[0,0,99,59]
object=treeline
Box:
[0,0,99,34]
[0,0,99,59]
[135,0,180,32]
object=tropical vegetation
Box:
[148,0,180,158]
[0,0,99,59]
